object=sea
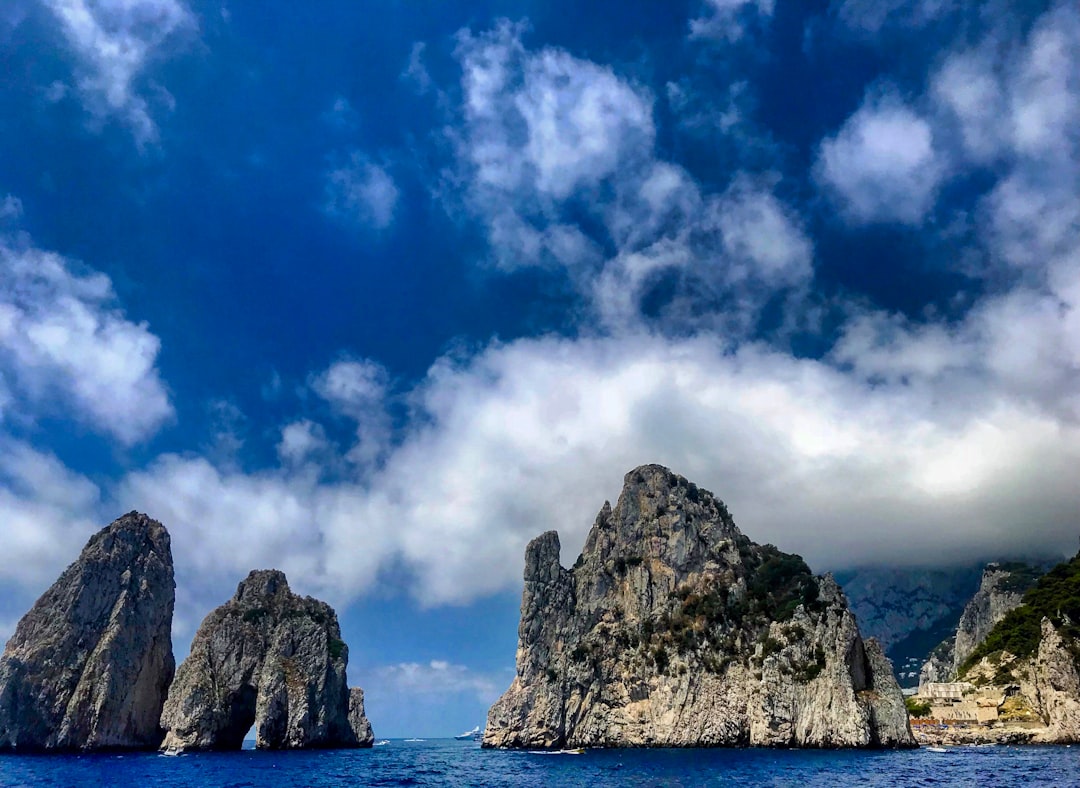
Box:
[3,739,1080,787]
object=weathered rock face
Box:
[348,688,374,746]
[918,562,1042,690]
[484,465,914,749]
[953,563,1039,672]
[1026,619,1080,742]
[917,639,954,689]
[0,512,175,752]
[159,570,372,750]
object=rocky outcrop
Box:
[0,512,175,752]
[945,555,1080,742]
[483,465,914,749]
[918,562,1042,690]
[1027,619,1080,742]
[917,639,954,689]
[348,688,374,746]
[953,563,1039,672]
[159,569,372,750]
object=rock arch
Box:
[160,570,372,750]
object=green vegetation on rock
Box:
[905,697,931,718]
[961,553,1080,674]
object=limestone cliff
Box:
[953,563,1042,672]
[918,561,1043,690]
[953,554,1080,742]
[159,570,372,750]
[0,512,175,752]
[483,465,914,749]
[1025,619,1080,741]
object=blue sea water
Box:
[3,740,1080,787]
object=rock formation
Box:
[1025,619,1080,741]
[945,554,1080,743]
[0,512,175,752]
[953,563,1041,672]
[483,465,914,749]
[159,569,373,750]
[918,562,1043,690]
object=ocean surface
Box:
[3,739,1080,787]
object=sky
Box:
[0,0,1078,737]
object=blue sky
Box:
[1,0,1079,737]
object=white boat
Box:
[373,740,390,746]
[160,746,183,757]
[404,738,425,742]
[455,726,481,740]
[925,746,949,753]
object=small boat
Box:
[160,746,183,757]
[528,748,586,755]
[925,746,949,753]
[373,740,390,746]
[455,726,481,741]
[404,738,425,742]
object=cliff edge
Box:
[483,465,914,749]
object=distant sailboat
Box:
[455,726,481,740]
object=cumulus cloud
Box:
[41,0,195,144]
[372,660,503,704]
[106,326,1080,614]
[0,439,101,587]
[453,22,652,219]
[831,0,953,35]
[0,230,173,444]
[932,5,1080,168]
[816,90,945,225]
[7,5,1080,635]
[311,358,391,468]
[450,21,811,333]
[277,419,330,466]
[690,0,775,41]
[324,153,400,230]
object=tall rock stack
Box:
[160,569,373,750]
[484,464,914,750]
[0,512,176,751]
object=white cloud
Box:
[311,358,391,469]
[277,419,330,466]
[932,5,1080,168]
[0,196,22,222]
[450,22,811,334]
[831,0,953,35]
[0,439,101,587]
[108,328,1080,614]
[42,0,195,144]
[594,174,813,333]
[456,21,654,206]
[324,153,400,230]
[401,41,432,94]
[816,90,945,224]
[0,234,173,444]
[690,0,775,41]
[372,660,503,704]
[312,358,388,418]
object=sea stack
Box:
[484,464,914,749]
[160,569,373,750]
[0,512,176,752]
